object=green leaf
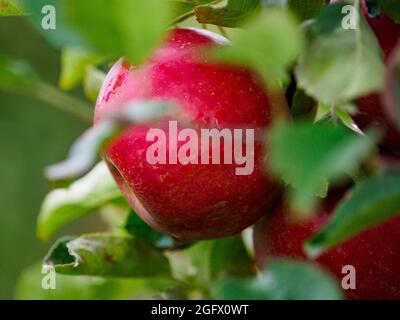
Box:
[335,105,362,133]
[268,121,377,212]
[125,211,176,250]
[44,234,171,278]
[215,8,303,86]
[306,173,400,258]
[212,260,342,300]
[37,162,122,241]
[83,66,106,102]
[170,237,255,290]
[0,0,24,16]
[288,0,326,21]
[295,3,385,105]
[59,47,105,91]
[15,262,178,300]
[378,0,400,23]
[196,237,254,280]
[195,0,260,27]
[66,0,172,65]
[23,0,86,49]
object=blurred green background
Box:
[0,16,87,299]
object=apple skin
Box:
[95,28,279,242]
[253,194,400,300]
[355,1,400,154]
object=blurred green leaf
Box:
[15,262,179,300]
[296,3,385,105]
[212,260,342,300]
[45,101,178,181]
[215,8,303,86]
[59,47,105,91]
[37,162,122,241]
[125,211,176,250]
[187,236,254,284]
[306,173,400,258]
[335,105,362,133]
[44,233,171,278]
[378,0,400,23]
[0,0,25,16]
[23,0,86,49]
[83,66,106,102]
[268,121,377,212]
[262,0,326,21]
[288,0,326,21]
[66,0,172,65]
[195,0,260,27]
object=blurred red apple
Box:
[253,192,400,300]
[95,28,279,241]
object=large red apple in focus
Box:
[253,194,400,300]
[355,1,400,154]
[95,28,279,241]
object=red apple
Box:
[253,193,400,300]
[355,1,400,154]
[95,28,279,241]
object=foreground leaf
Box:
[288,0,326,21]
[306,173,400,258]
[125,211,176,250]
[23,0,85,49]
[44,234,171,278]
[296,3,385,105]
[15,262,179,300]
[166,236,253,297]
[37,162,123,241]
[66,0,172,65]
[195,0,260,27]
[212,260,342,300]
[268,121,376,212]
[215,8,303,87]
